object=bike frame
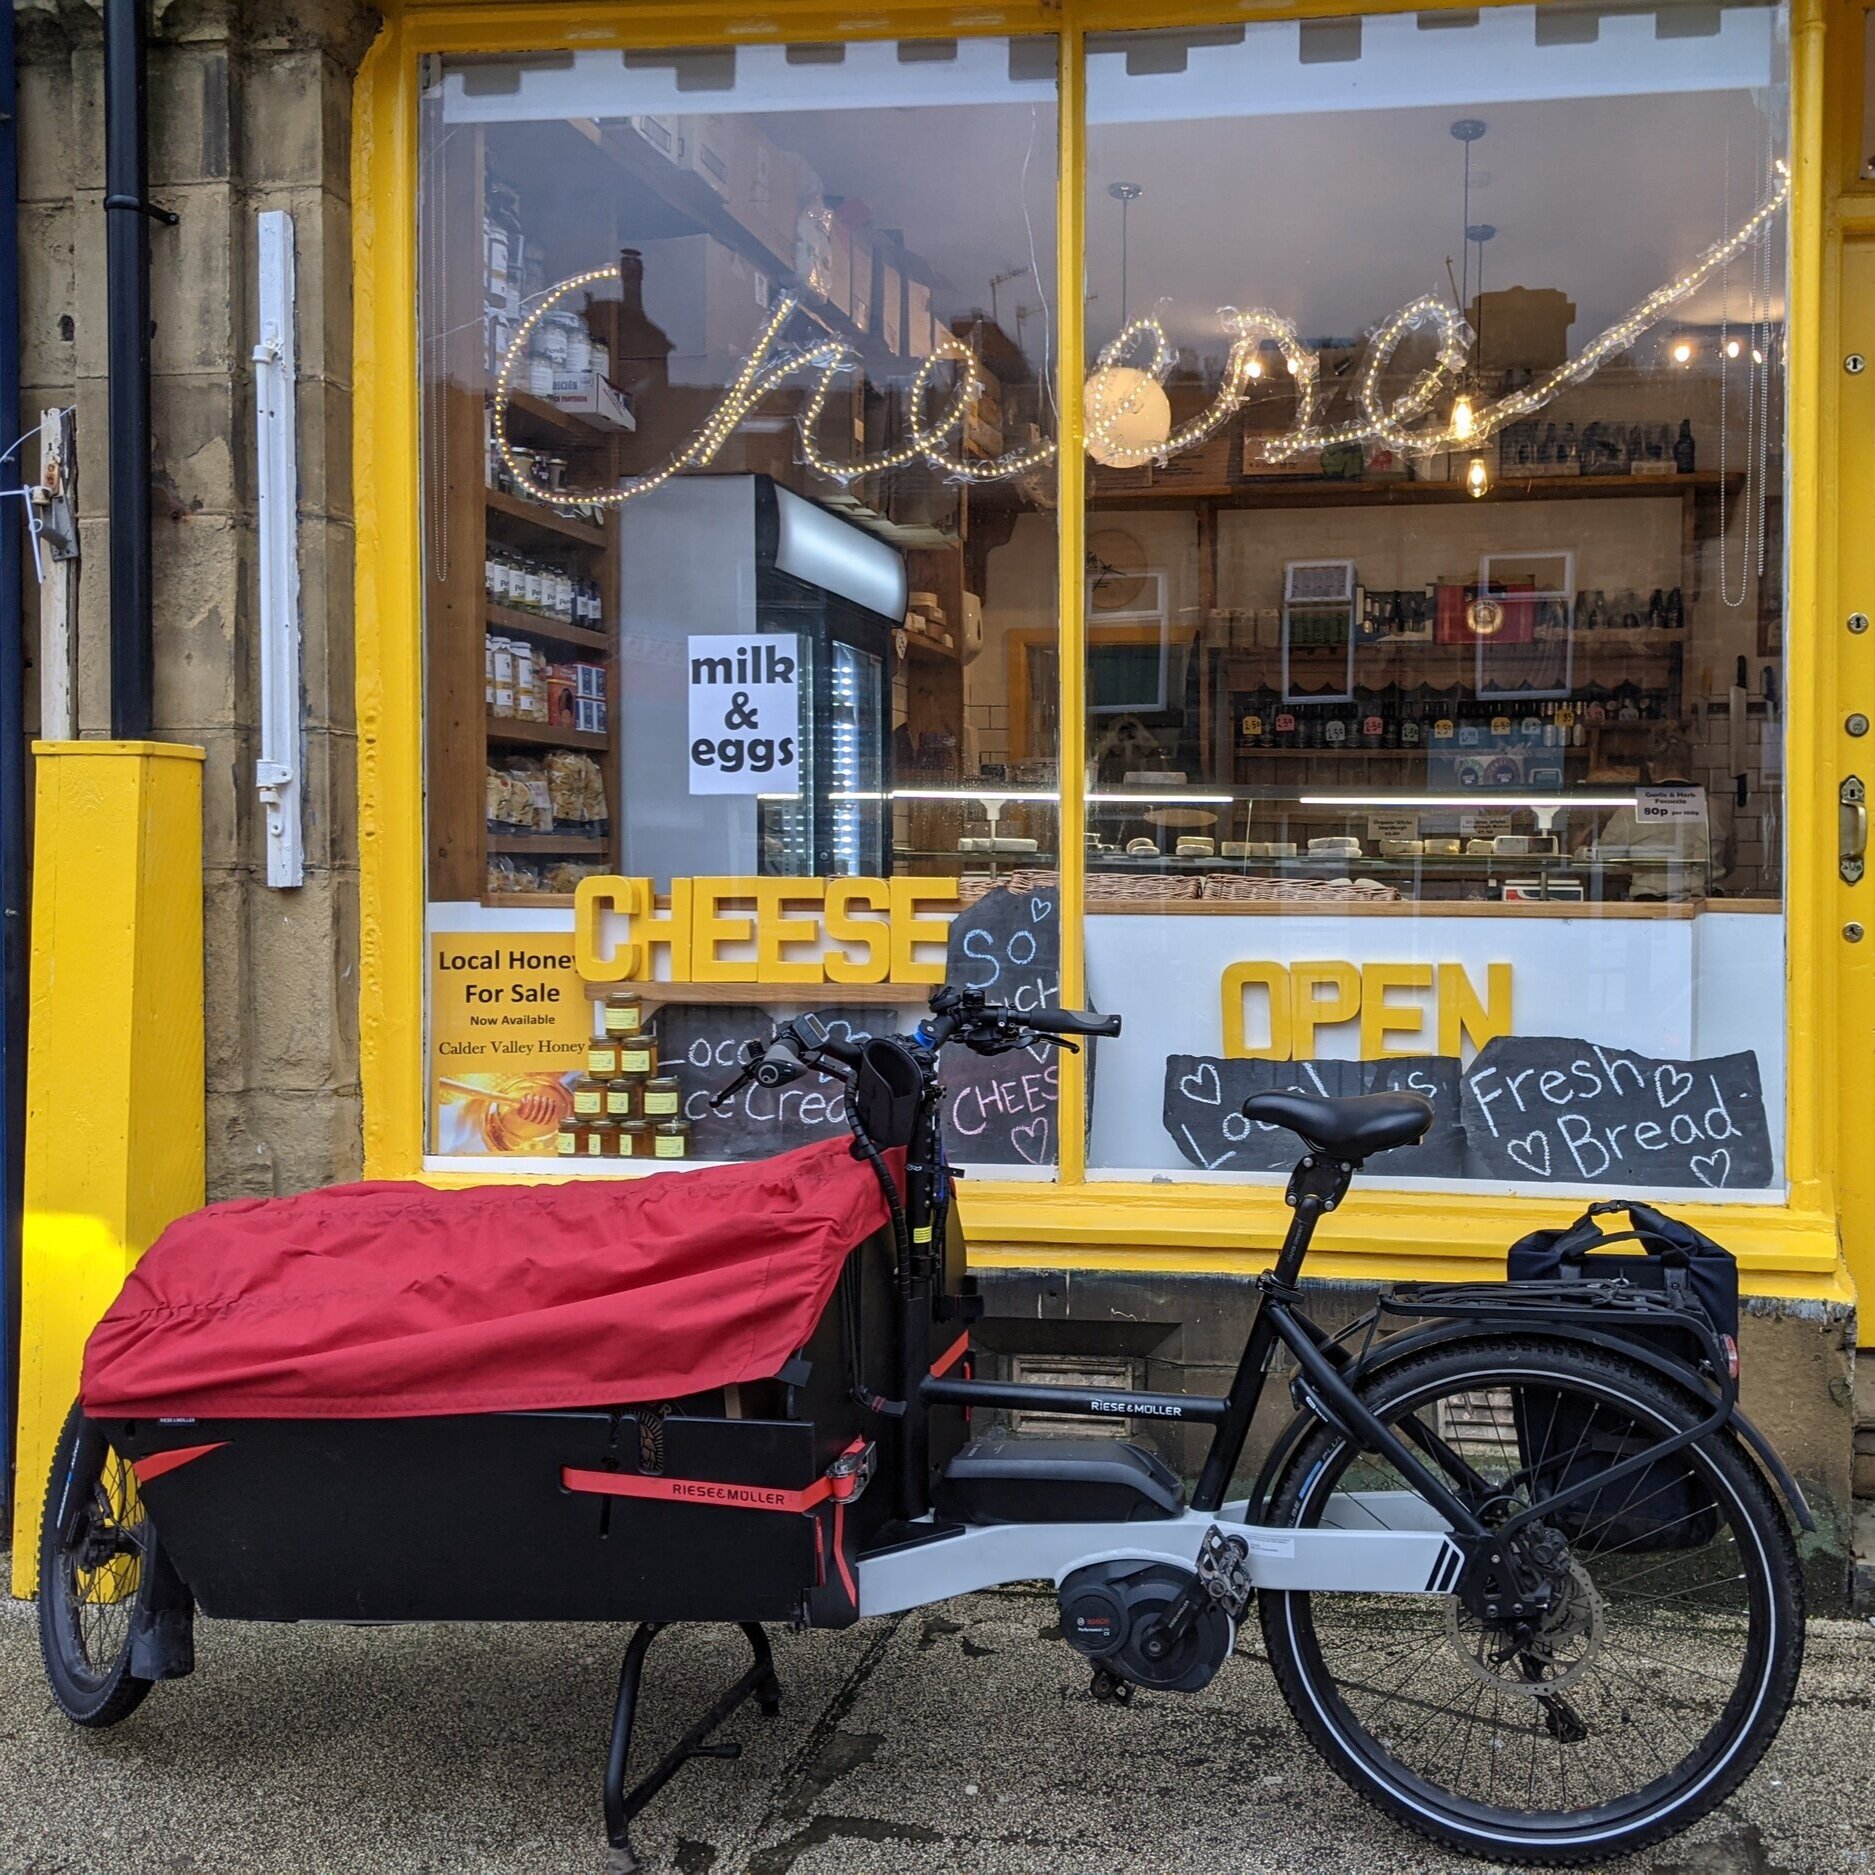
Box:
[845,1018,1795,1615]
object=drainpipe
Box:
[104,0,163,739]
[0,0,23,1505]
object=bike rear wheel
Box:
[1258,1338,1802,1864]
[37,1403,156,1726]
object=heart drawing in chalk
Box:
[1010,1118,1051,1165]
[1030,895,1054,924]
[1690,1148,1731,1188]
[1506,1132,1552,1177]
[1654,1064,1695,1109]
[1178,1061,1223,1106]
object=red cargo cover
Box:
[82,1138,897,1420]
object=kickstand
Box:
[603,1622,783,1873]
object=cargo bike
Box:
[40,985,1808,1868]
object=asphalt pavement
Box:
[1,1581,1870,1875]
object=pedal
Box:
[1195,1525,1254,1621]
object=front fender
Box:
[1247,1315,1814,1533]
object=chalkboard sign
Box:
[659,1001,898,1161]
[942,885,1065,1167]
[1460,1036,1771,1189]
[1164,1055,1465,1178]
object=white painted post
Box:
[252,209,303,887]
[34,406,77,739]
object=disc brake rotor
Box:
[1445,1562,1604,1696]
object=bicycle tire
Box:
[1258,1337,1802,1865]
[37,1403,156,1727]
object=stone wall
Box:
[16,0,379,1197]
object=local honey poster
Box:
[430,935,590,1156]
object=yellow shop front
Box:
[351,0,1875,1538]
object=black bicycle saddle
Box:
[1240,1090,1434,1160]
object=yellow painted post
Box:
[11,742,205,1595]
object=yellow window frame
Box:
[354,0,1852,1299]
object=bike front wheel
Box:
[1258,1337,1802,1865]
[37,1403,156,1727]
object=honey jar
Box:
[617,1033,658,1078]
[651,1118,692,1160]
[585,1118,620,1159]
[571,1077,606,1120]
[587,1035,622,1077]
[620,1118,653,1159]
[555,1119,580,1156]
[602,990,645,1036]
[605,1075,640,1120]
[641,1075,681,1119]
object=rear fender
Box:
[1248,1316,1814,1533]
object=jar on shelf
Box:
[642,1075,681,1119]
[570,1076,606,1121]
[617,1032,658,1078]
[651,1118,692,1161]
[620,1118,652,1160]
[587,1035,621,1078]
[602,991,645,1036]
[605,1075,640,1120]
[585,1117,620,1159]
[555,1118,581,1157]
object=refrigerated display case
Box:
[616,475,905,885]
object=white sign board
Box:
[1635,785,1709,824]
[686,633,801,796]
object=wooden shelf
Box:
[485,486,608,547]
[904,633,960,662]
[501,391,618,447]
[486,891,577,909]
[487,714,609,752]
[1232,745,1588,760]
[485,603,612,655]
[1095,470,1741,513]
[487,832,610,854]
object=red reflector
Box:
[1722,1334,1740,1380]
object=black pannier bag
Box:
[1505,1200,1739,1554]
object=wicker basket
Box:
[1200,874,1399,904]
[955,869,1059,905]
[1084,871,1202,903]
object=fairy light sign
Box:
[491,164,1787,513]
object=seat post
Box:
[1270,1153,1356,1288]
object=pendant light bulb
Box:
[1246,356,1264,380]
[1451,393,1476,442]
[1466,453,1490,499]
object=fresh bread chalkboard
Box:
[1459,1035,1771,1188]
[1163,1054,1465,1177]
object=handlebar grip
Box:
[1026,1006,1123,1038]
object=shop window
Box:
[1080,2,1792,1196]
[418,38,1062,1172]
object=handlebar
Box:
[1019,1006,1123,1039]
[712,989,1121,1106]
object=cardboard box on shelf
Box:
[633,234,773,388]
[879,257,903,353]
[850,229,876,335]
[672,112,739,199]
[547,370,637,430]
[731,134,803,270]
[1470,286,1576,372]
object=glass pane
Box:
[1082,3,1789,1196]
[419,38,1062,1171]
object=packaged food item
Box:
[617,1033,658,1077]
[603,991,645,1036]
[556,1118,580,1157]
[541,860,605,893]
[605,1076,640,1119]
[570,1076,606,1119]
[584,1118,619,1159]
[620,1118,652,1159]
[642,1075,681,1118]
[652,1118,692,1160]
[588,1035,622,1077]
